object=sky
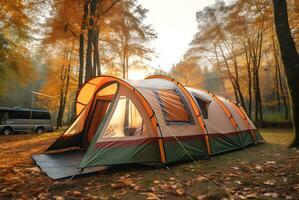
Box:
[140,0,217,72]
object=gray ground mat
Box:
[32,150,107,179]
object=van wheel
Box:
[36,127,45,134]
[2,127,13,135]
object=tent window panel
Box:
[194,97,209,119]
[156,89,193,125]
[103,96,148,138]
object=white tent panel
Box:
[189,89,236,134]
[218,97,249,131]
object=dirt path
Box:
[0,129,298,199]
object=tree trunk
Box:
[56,61,72,129]
[125,53,129,79]
[85,0,98,81]
[79,33,84,87]
[256,69,263,127]
[78,0,89,88]
[122,49,127,79]
[219,45,239,103]
[256,21,264,127]
[277,63,289,120]
[232,82,240,103]
[56,89,65,129]
[244,43,252,117]
[272,36,281,112]
[273,0,299,146]
[93,29,101,76]
[250,19,264,127]
[253,67,258,123]
[273,35,289,119]
[57,64,67,129]
[231,44,246,110]
[85,30,93,81]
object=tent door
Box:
[84,99,111,146]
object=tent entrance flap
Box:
[32,150,107,179]
[84,99,111,146]
[83,82,118,146]
[48,82,119,151]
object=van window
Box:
[0,111,9,124]
[32,111,51,119]
[156,89,192,125]
[10,111,31,119]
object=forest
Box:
[0,0,298,129]
[0,0,299,199]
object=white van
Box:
[0,107,53,135]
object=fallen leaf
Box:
[54,196,64,200]
[72,191,81,196]
[228,173,238,177]
[245,192,257,198]
[195,194,207,200]
[285,195,293,200]
[264,192,278,198]
[282,177,288,183]
[153,180,160,184]
[132,184,140,191]
[263,180,276,186]
[231,167,239,170]
[196,175,207,182]
[27,167,40,173]
[141,192,159,200]
[149,187,156,192]
[110,183,121,189]
[234,193,247,199]
[234,180,242,185]
[37,193,50,200]
[174,188,185,196]
[293,184,299,190]
[243,187,251,191]
[265,161,276,165]
[184,180,191,186]
[254,165,263,171]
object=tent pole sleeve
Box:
[230,102,257,143]
[177,82,212,156]
[211,94,238,129]
[158,138,166,163]
[157,124,167,164]
[206,92,244,147]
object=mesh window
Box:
[156,89,192,125]
[194,97,209,119]
[103,96,147,138]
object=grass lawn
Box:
[0,129,298,199]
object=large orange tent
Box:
[33,75,263,179]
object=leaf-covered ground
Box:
[0,129,298,200]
